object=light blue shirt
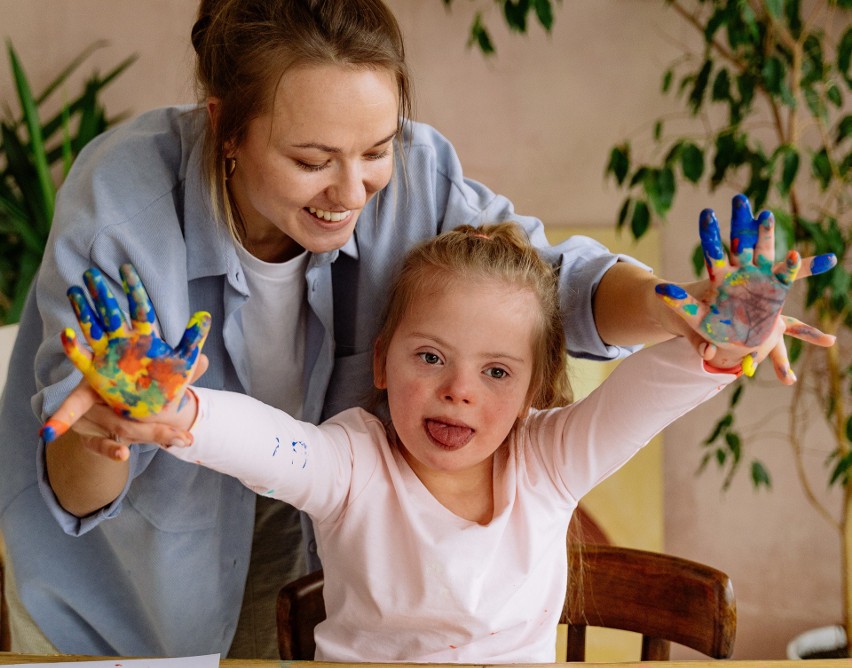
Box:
[0,105,644,656]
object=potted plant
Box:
[601,0,850,657]
[0,40,135,325]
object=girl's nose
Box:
[441,369,475,405]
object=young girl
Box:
[44,210,833,662]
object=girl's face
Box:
[374,276,539,484]
[225,63,399,261]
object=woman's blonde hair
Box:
[374,223,573,413]
[191,0,412,241]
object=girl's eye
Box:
[485,368,508,379]
[418,352,442,365]
[295,160,328,172]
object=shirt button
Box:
[309,539,318,554]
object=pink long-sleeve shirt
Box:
[174,337,736,663]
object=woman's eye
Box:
[296,160,328,172]
[485,368,508,379]
[418,352,442,365]
[365,148,391,161]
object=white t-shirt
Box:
[234,243,309,417]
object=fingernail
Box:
[742,354,757,377]
[698,342,708,358]
[40,419,69,444]
[112,447,129,461]
[167,439,189,448]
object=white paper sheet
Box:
[3,655,220,668]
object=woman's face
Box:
[225,63,399,261]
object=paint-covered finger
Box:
[774,250,801,286]
[60,327,94,376]
[785,253,837,281]
[175,311,212,365]
[730,194,758,266]
[655,283,706,329]
[698,208,726,283]
[782,315,836,347]
[67,286,107,355]
[767,339,796,385]
[121,264,156,336]
[84,267,129,337]
[40,382,102,443]
[754,209,775,270]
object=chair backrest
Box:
[276,568,325,660]
[562,543,736,660]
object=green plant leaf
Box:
[630,199,650,239]
[644,166,675,215]
[7,41,54,231]
[778,145,800,195]
[605,145,630,185]
[811,148,832,188]
[840,26,852,84]
[751,460,772,489]
[766,0,784,17]
[616,197,631,231]
[680,142,704,182]
[532,0,554,31]
[468,13,495,54]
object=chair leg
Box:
[641,636,671,661]
[1,544,10,651]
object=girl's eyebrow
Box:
[290,130,398,154]
[410,331,526,364]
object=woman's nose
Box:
[327,163,367,210]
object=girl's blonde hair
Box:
[374,223,573,412]
[191,0,412,241]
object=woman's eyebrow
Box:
[290,130,397,153]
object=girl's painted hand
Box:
[655,194,836,383]
[41,263,211,445]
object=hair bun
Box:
[191,15,211,53]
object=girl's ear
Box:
[373,338,387,389]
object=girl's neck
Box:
[398,440,500,525]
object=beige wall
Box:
[0,0,843,659]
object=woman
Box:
[0,0,743,658]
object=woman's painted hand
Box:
[655,194,836,383]
[41,263,211,447]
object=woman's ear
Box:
[373,338,387,389]
[206,97,236,156]
[206,97,220,127]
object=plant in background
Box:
[441,0,560,55]
[603,0,851,654]
[0,40,135,324]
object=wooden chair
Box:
[563,543,736,660]
[1,534,10,651]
